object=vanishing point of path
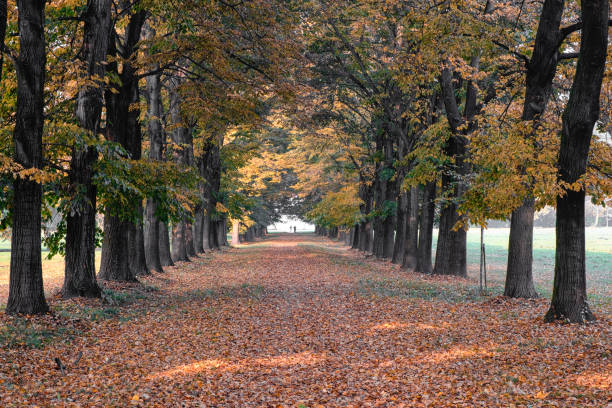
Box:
[1,234,610,407]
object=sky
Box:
[268,215,315,232]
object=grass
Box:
[443,227,612,308]
[358,277,501,303]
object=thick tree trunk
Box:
[63,0,112,297]
[193,210,205,253]
[505,197,538,297]
[144,199,163,271]
[433,197,467,276]
[202,214,212,249]
[231,219,240,245]
[142,22,164,272]
[167,78,192,258]
[128,206,149,276]
[507,0,566,298]
[6,0,48,314]
[99,10,147,281]
[99,214,135,281]
[185,222,197,257]
[64,146,101,297]
[171,221,189,262]
[416,182,436,274]
[434,67,468,277]
[217,219,227,246]
[351,224,359,249]
[403,187,419,270]
[208,217,219,249]
[158,221,173,266]
[546,0,608,323]
[392,191,407,264]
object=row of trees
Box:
[296,0,610,323]
[1,0,609,326]
[1,0,298,314]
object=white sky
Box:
[268,215,315,232]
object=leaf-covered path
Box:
[1,234,610,407]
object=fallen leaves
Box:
[0,234,610,407]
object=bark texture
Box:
[416,182,436,274]
[143,22,164,272]
[506,0,566,298]
[6,0,48,314]
[99,10,147,281]
[545,0,608,323]
[63,0,112,297]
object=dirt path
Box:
[1,234,610,407]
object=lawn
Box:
[436,227,612,307]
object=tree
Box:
[98,6,147,282]
[545,0,609,323]
[62,0,112,298]
[6,0,48,314]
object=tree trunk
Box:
[545,0,608,323]
[416,182,436,274]
[202,214,212,249]
[505,197,538,297]
[63,0,112,297]
[99,9,147,281]
[99,214,135,281]
[434,67,468,277]
[158,221,173,266]
[506,0,566,298]
[144,199,163,272]
[171,221,189,262]
[403,187,419,270]
[185,222,197,257]
[128,205,149,276]
[208,217,219,249]
[231,219,240,245]
[351,224,359,249]
[193,210,205,253]
[392,191,407,264]
[217,219,227,246]
[6,0,48,314]
[142,22,164,272]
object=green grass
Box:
[433,227,612,307]
[358,277,500,303]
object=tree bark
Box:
[158,221,173,266]
[168,77,191,261]
[545,0,608,323]
[231,219,240,245]
[202,214,212,249]
[506,0,566,298]
[6,0,48,314]
[392,191,407,264]
[193,210,205,253]
[99,9,147,281]
[217,219,227,246]
[63,0,112,296]
[99,214,134,281]
[403,187,419,270]
[171,221,189,262]
[505,197,538,297]
[433,66,468,277]
[142,22,164,272]
[416,182,436,274]
[185,221,197,257]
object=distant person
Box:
[294,226,297,233]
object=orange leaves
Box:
[0,234,610,406]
